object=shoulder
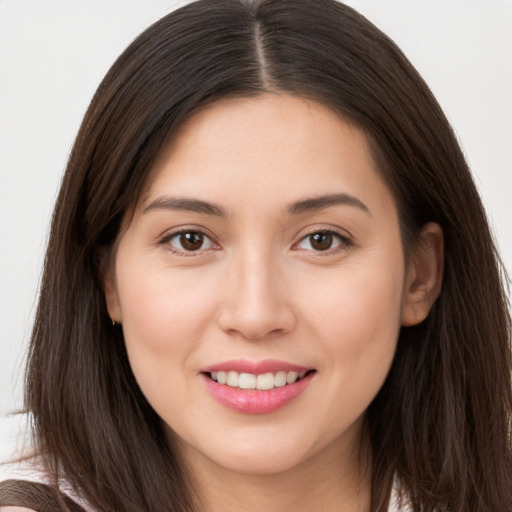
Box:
[0,417,58,512]
[0,478,92,512]
[0,456,47,489]
[0,444,90,512]
[1,508,38,512]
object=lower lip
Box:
[202,373,314,414]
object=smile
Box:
[201,360,316,414]
[208,370,310,390]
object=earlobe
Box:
[401,222,444,326]
[103,270,122,324]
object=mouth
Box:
[204,369,316,391]
[201,362,317,414]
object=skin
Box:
[105,94,443,512]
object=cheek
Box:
[293,258,404,444]
[113,257,220,406]
[305,258,403,327]
[298,250,405,379]
[117,264,213,350]
[114,263,220,422]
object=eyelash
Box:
[159,229,219,257]
[159,228,352,256]
[294,229,352,255]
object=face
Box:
[105,94,417,477]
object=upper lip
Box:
[201,359,313,375]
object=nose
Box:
[217,249,296,340]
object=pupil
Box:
[311,232,332,251]
[180,232,203,251]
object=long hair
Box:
[24,1,511,511]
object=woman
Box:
[1,0,510,511]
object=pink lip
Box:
[201,359,310,375]
[200,359,315,415]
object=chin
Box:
[208,447,311,476]
[172,424,316,477]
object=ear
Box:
[103,266,123,325]
[401,222,444,326]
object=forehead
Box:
[139,94,394,217]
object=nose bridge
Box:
[218,242,294,339]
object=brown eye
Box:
[296,231,347,252]
[310,232,333,251]
[180,232,204,251]
[166,231,215,253]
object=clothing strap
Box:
[0,479,87,512]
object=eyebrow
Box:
[143,192,370,218]
[287,193,371,216]
[143,197,226,217]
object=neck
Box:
[179,425,372,512]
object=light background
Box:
[1,0,511,443]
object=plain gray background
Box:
[1,0,511,445]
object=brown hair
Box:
[23,1,511,511]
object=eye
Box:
[296,231,348,252]
[164,230,216,253]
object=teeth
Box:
[227,371,239,387]
[274,371,287,387]
[286,371,298,384]
[209,370,308,390]
[256,372,274,390]
[239,373,256,389]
